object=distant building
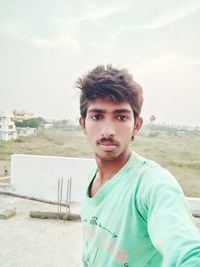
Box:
[0,112,17,141]
[16,127,37,137]
[11,110,34,122]
[44,120,53,129]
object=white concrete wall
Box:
[10,154,96,202]
[10,154,200,210]
[186,197,200,211]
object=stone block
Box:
[0,209,16,219]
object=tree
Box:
[15,117,45,128]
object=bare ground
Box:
[0,194,83,267]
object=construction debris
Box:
[192,210,200,218]
[0,208,16,220]
[29,177,80,221]
[0,191,69,207]
[29,211,80,221]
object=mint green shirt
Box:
[81,152,200,266]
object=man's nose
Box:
[100,121,115,138]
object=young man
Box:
[77,65,200,267]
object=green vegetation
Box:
[15,117,45,128]
[0,124,200,197]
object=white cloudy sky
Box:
[0,0,200,125]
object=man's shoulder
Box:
[131,151,162,174]
[132,151,180,190]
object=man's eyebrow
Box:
[113,109,132,114]
[87,108,132,114]
[88,108,105,113]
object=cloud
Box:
[31,37,55,48]
[125,1,200,32]
[134,53,200,77]
[144,2,200,29]
[70,9,116,24]
[0,2,128,49]
[0,22,24,40]
[29,5,124,49]
[107,1,200,38]
[0,19,80,50]
[71,7,118,24]
[53,4,126,29]
[31,31,80,49]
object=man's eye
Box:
[91,114,102,120]
[117,115,128,121]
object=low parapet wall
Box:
[10,154,96,202]
[186,197,200,212]
[10,154,200,210]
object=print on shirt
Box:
[82,216,130,266]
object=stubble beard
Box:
[94,140,132,162]
[95,143,125,162]
[95,150,118,161]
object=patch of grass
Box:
[0,125,200,197]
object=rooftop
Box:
[0,192,82,267]
[0,181,200,267]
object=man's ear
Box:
[79,117,87,134]
[133,117,143,135]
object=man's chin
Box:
[95,151,118,161]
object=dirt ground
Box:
[0,193,83,267]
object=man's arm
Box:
[137,167,200,267]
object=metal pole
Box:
[57,178,60,220]
[67,179,70,211]
[60,177,63,214]
[65,178,70,218]
[69,177,72,214]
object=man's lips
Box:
[97,139,119,151]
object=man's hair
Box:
[77,65,143,121]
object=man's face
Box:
[80,98,142,161]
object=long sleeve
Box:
[137,166,200,267]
